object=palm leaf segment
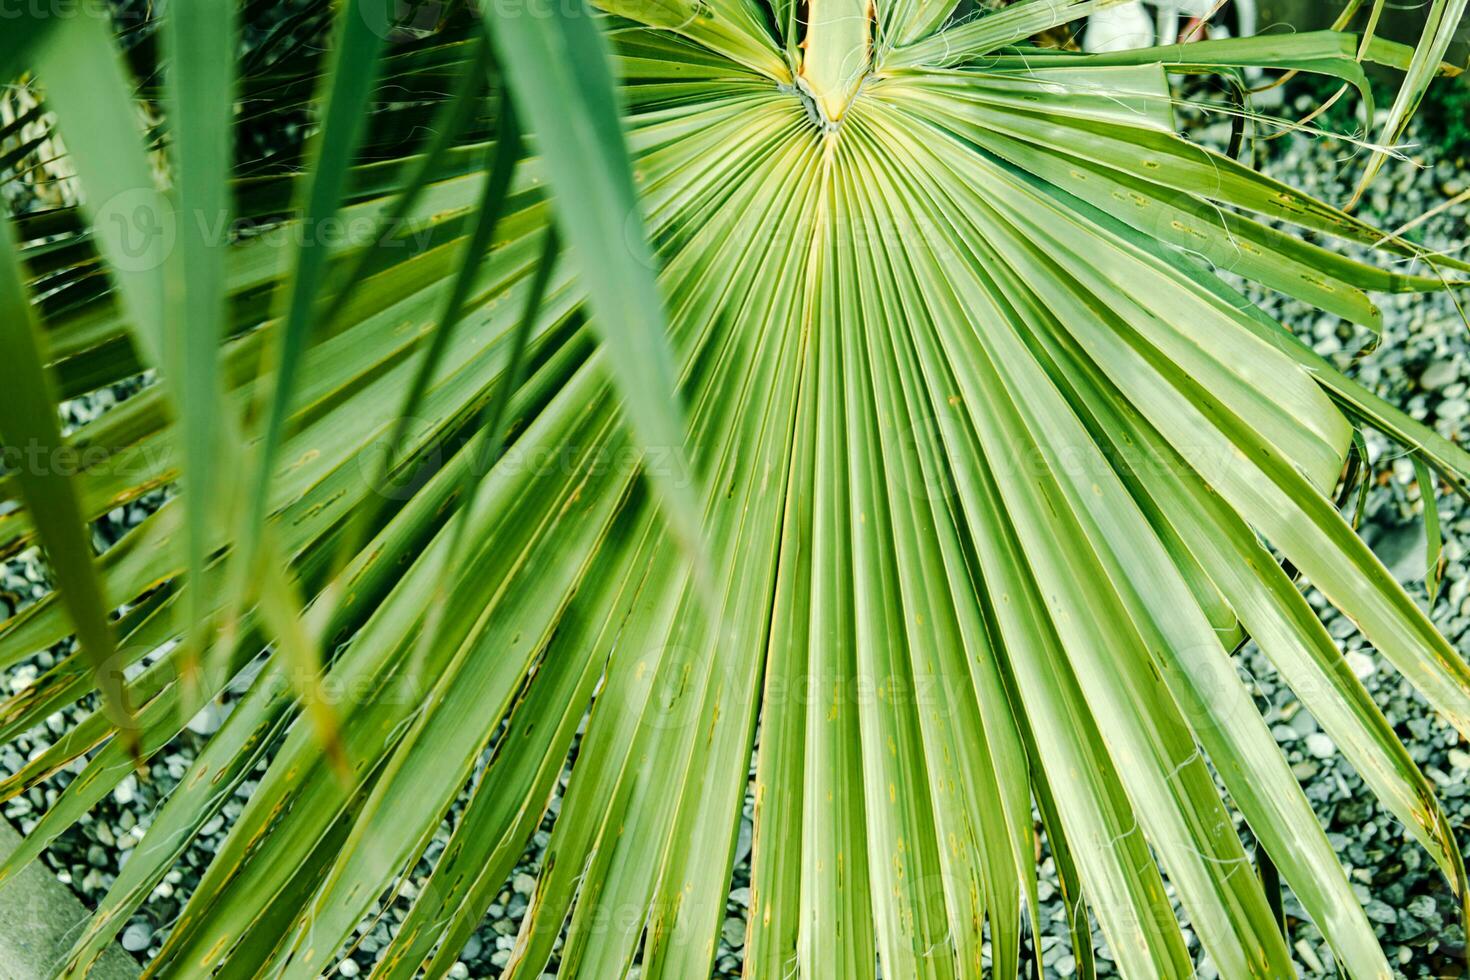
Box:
[2,1,1469,978]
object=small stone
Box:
[1371,523,1424,585]
[462,935,482,960]
[1422,362,1458,390]
[1345,652,1375,680]
[337,959,360,977]
[8,669,35,695]
[1295,939,1325,974]
[1407,894,1438,921]
[1289,711,1319,737]
[1450,749,1470,771]
[734,818,753,866]
[721,917,745,948]
[1365,900,1397,925]
[187,703,226,736]
[121,922,153,952]
[512,872,537,895]
[113,775,137,806]
[1305,733,1334,759]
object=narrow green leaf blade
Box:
[478,0,702,555]
[1355,0,1470,204]
[1415,457,1445,604]
[163,0,237,681]
[0,215,137,751]
[231,0,388,596]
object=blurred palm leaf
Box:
[0,0,1468,978]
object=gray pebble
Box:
[121,922,153,952]
[721,916,745,948]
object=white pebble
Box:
[113,775,137,806]
[1345,652,1376,680]
[121,922,153,952]
[187,703,226,736]
[1305,733,1334,759]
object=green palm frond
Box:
[1,0,1468,977]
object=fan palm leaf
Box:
[0,0,1468,977]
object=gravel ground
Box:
[2,93,1469,979]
